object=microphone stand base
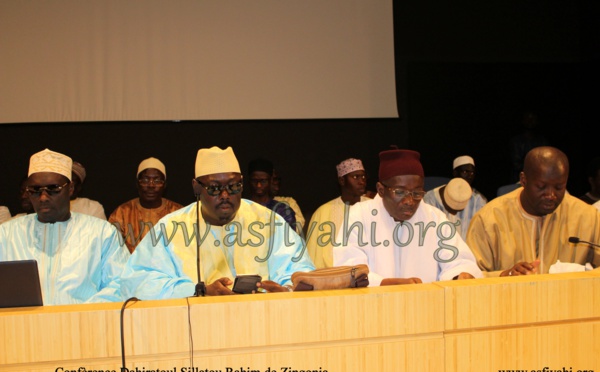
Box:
[194,282,206,297]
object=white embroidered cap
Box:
[336,158,364,177]
[28,149,72,181]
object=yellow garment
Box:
[467,189,600,277]
[109,198,183,253]
[306,196,369,268]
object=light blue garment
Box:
[121,199,315,300]
[423,186,487,239]
[0,212,130,305]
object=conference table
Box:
[1,271,599,372]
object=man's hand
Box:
[380,277,422,286]
[500,260,540,277]
[453,272,475,280]
[206,277,235,296]
[256,280,290,293]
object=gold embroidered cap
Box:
[195,146,240,178]
[28,149,72,181]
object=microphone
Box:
[568,236,600,249]
[194,193,206,297]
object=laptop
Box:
[0,260,44,308]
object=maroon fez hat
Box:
[378,148,424,181]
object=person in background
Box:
[423,155,486,238]
[109,157,183,253]
[9,176,35,219]
[306,158,370,268]
[247,158,296,230]
[271,168,306,232]
[70,161,107,220]
[423,177,473,238]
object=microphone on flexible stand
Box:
[194,193,206,297]
[568,236,600,250]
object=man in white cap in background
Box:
[423,177,475,238]
[121,146,315,299]
[109,157,183,253]
[0,149,129,305]
[306,158,371,268]
[424,155,487,238]
[70,161,107,220]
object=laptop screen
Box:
[0,260,43,308]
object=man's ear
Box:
[376,182,385,197]
[519,171,526,187]
[68,180,75,197]
[338,176,345,187]
[192,178,201,197]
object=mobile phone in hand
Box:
[232,275,262,294]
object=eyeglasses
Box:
[138,177,165,186]
[196,180,243,196]
[380,183,426,200]
[25,182,70,197]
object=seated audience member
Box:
[0,206,10,224]
[452,155,487,203]
[271,168,306,231]
[10,176,35,219]
[467,146,600,277]
[424,156,487,237]
[334,148,482,286]
[247,158,296,230]
[121,146,315,299]
[423,177,473,238]
[423,155,487,239]
[0,149,129,305]
[579,157,600,205]
[307,158,370,268]
[70,161,107,220]
[109,157,183,253]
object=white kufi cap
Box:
[137,157,167,179]
[453,155,475,170]
[444,178,472,211]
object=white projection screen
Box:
[0,0,397,124]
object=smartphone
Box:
[232,275,262,294]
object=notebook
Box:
[0,260,43,308]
